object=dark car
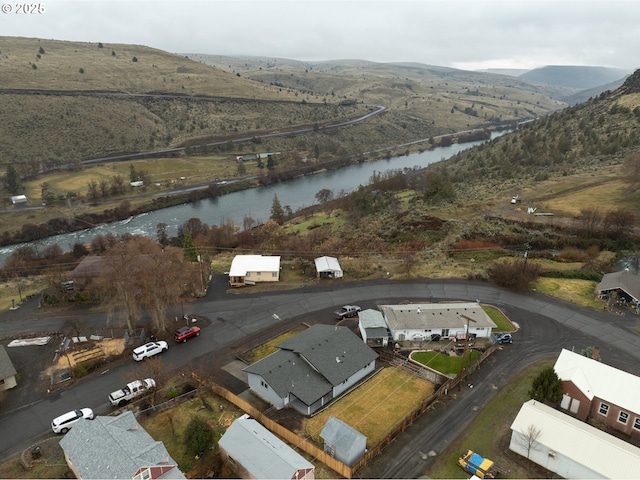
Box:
[495,333,513,344]
[430,334,442,341]
[174,325,201,343]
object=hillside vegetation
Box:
[1,37,640,289]
[2,37,565,169]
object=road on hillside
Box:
[1,279,639,477]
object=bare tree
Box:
[138,245,192,331]
[96,237,152,334]
[577,208,602,235]
[517,424,542,459]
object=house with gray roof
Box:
[320,416,366,467]
[244,324,378,415]
[219,414,314,479]
[59,411,185,480]
[596,270,640,306]
[0,345,17,392]
[379,302,496,342]
[357,309,389,347]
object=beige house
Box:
[228,255,280,287]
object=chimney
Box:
[592,347,599,360]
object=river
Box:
[0,135,502,263]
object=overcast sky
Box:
[2,0,639,72]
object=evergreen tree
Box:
[182,229,198,262]
[270,194,285,224]
[5,164,22,194]
[183,416,215,456]
[528,367,563,404]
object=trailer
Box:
[458,450,506,479]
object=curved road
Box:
[1,279,639,477]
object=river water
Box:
[0,135,501,262]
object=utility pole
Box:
[459,314,477,390]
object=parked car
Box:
[495,333,513,344]
[174,325,201,343]
[430,334,442,341]
[132,341,168,361]
[51,408,94,434]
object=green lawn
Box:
[410,350,481,375]
[425,359,555,479]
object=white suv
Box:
[132,341,168,361]
[51,408,94,434]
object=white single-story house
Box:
[219,414,315,479]
[244,324,378,415]
[320,416,367,467]
[10,195,27,205]
[59,411,185,479]
[379,302,496,342]
[314,256,343,279]
[0,345,18,391]
[358,309,389,347]
[229,255,281,287]
[510,399,640,479]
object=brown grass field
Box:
[305,367,435,447]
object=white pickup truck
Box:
[109,378,156,407]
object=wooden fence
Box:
[201,342,500,478]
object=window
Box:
[598,402,609,416]
[618,411,629,424]
[634,417,640,431]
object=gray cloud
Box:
[3,0,639,71]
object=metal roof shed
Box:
[510,399,640,479]
[314,256,343,278]
[219,415,314,479]
[320,416,366,467]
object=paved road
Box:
[1,278,639,477]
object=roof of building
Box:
[596,270,640,303]
[379,302,496,331]
[0,345,17,379]
[59,411,185,480]
[554,348,640,414]
[359,309,387,328]
[229,255,281,276]
[320,416,366,459]
[219,415,313,479]
[71,256,107,278]
[511,399,640,479]
[244,325,378,405]
[314,256,342,272]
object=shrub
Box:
[183,417,214,456]
[488,258,541,291]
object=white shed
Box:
[314,256,343,279]
[10,195,27,205]
[510,399,640,479]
